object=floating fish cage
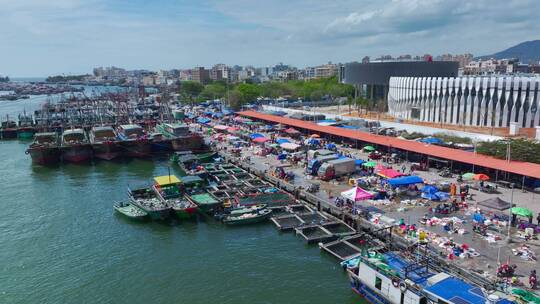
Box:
[287,204,313,214]
[322,222,356,237]
[245,179,266,187]
[271,214,304,231]
[319,238,363,260]
[269,206,288,217]
[296,212,328,225]
[236,192,294,208]
[295,225,337,244]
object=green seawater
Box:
[0,140,362,304]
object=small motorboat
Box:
[223,208,272,226]
[114,201,149,221]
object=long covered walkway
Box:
[238,110,540,182]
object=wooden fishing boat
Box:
[1,119,17,139]
[17,113,36,140]
[185,190,220,214]
[26,132,61,165]
[61,129,93,163]
[156,123,204,151]
[215,204,267,221]
[223,208,272,225]
[90,126,121,160]
[152,175,198,220]
[129,186,171,220]
[117,124,151,157]
[149,132,172,152]
[113,201,148,221]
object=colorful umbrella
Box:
[473,173,490,181]
[511,207,533,217]
[462,173,475,180]
[363,161,377,168]
[363,145,375,152]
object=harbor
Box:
[2,94,539,303]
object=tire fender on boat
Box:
[392,278,400,288]
[399,282,407,293]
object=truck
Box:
[306,154,338,175]
[307,149,335,161]
[317,157,356,180]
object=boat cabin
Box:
[92,126,116,141]
[62,129,86,143]
[33,132,58,145]
[118,124,145,139]
[163,123,190,137]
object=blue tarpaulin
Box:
[387,175,424,187]
[197,117,211,124]
[249,133,264,139]
[355,159,365,166]
[307,138,320,145]
[422,185,439,194]
[277,153,287,160]
[326,143,337,150]
[212,112,224,118]
[419,137,444,145]
[473,213,486,223]
[276,138,291,144]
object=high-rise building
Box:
[192,67,210,84]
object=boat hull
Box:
[62,145,93,163]
[223,211,272,225]
[171,135,204,151]
[92,142,121,160]
[1,129,18,139]
[174,206,198,220]
[27,147,61,165]
[17,128,36,140]
[151,139,172,152]
[120,139,151,157]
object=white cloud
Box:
[0,0,539,76]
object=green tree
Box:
[228,89,243,110]
[200,83,226,100]
[180,81,204,97]
[237,83,261,103]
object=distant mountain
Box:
[477,40,540,63]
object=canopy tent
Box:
[363,161,377,168]
[511,207,533,217]
[325,143,337,150]
[305,138,321,146]
[473,173,490,181]
[355,159,365,166]
[477,197,512,211]
[213,125,229,131]
[212,112,224,118]
[462,173,475,180]
[249,133,264,139]
[253,137,269,143]
[275,138,291,144]
[233,116,251,123]
[284,127,300,134]
[341,186,374,202]
[363,145,376,152]
[387,175,424,187]
[196,117,211,124]
[280,142,300,151]
[377,168,404,179]
[419,137,444,145]
[420,185,448,201]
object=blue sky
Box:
[1,0,539,76]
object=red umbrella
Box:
[473,173,490,181]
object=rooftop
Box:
[238,111,540,179]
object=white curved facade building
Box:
[388,76,540,128]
